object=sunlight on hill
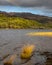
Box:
[0,13,52,29]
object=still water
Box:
[0,29,52,65]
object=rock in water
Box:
[3,54,17,65]
[20,44,35,59]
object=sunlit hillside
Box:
[0,12,52,29]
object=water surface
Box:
[0,29,52,65]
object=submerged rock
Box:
[3,54,17,65]
[20,44,35,59]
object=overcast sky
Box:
[0,0,52,17]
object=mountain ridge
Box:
[0,11,52,23]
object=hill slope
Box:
[0,11,52,29]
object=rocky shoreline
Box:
[0,51,52,65]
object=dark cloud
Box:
[9,0,52,9]
[0,0,13,5]
[8,0,52,9]
[0,0,52,9]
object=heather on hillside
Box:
[0,13,52,29]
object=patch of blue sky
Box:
[0,6,52,17]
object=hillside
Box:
[0,11,52,29]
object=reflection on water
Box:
[0,29,52,65]
[26,32,52,37]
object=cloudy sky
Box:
[0,0,52,17]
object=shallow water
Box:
[0,29,52,65]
